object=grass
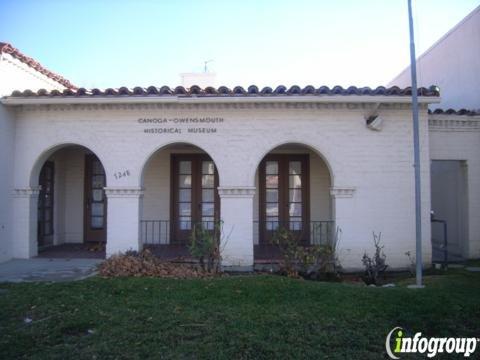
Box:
[0,269,479,359]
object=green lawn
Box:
[0,269,479,359]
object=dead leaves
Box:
[97,250,212,279]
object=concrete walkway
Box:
[0,258,102,283]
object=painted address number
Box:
[113,170,130,180]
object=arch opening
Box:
[251,141,335,187]
[140,143,221,259]
[253,143,334,261]
[33,144,107,259]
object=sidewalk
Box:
[0,258,102,282]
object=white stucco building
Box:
[390,5,480,111]
[0,33,479,270]
[390,5,480,263]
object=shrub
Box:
[270,227,299,277]
[405,250,416,276]
[189,221,223,273]
[271,226,342,280]
[362,232,388,285]
[124,249,139,257]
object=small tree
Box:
[295,227,342,280]
[189,221,223,273]
[362,232,388,285]
[270,227,300,277]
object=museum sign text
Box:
[138,117,224,134]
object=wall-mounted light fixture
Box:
[366,114,384,131]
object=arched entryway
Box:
[253,143,334,261]
[33,145,107,258]
[140,143,220,259]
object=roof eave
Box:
[1,95,441,106]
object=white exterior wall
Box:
[6,102,432,269]
[0,53,66,96]
[0,53,67,262]
[143,150,170,222]
[389,6,480,110]
[52,147,86,244]
[0,106,15,261]
[429,114,480,259]
[309,151,332,221]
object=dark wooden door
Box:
[84,154,107,242]
[38,161,55,247]
[259,154,309,244]
[171,154,219,244]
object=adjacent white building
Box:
[390,5,480,111]
[390,6,480,263]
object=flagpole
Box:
[407,0,423,288]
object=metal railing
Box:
[141,220,170,245]
[253,220,335,246]
[140,220,218,245]
[141,219,335,250]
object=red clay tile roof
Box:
[7,85,440,98]
[0,42,77,90]
[428,109,479,116]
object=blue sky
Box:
[1,0,478,88]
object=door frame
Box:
[83,154,107,243]
[258,154,310,244]
[430,160,468,261]
[38,161,55,248]
[170,153,220,244]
